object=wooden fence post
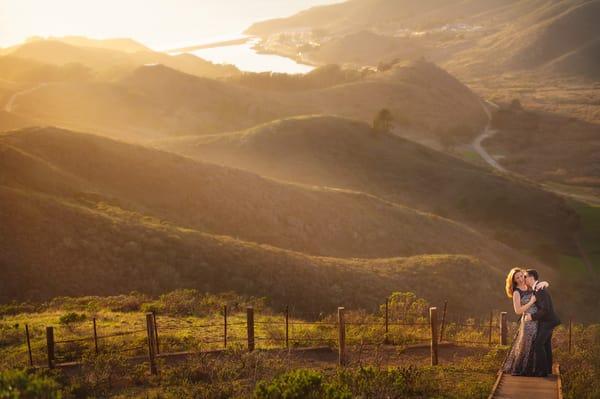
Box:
[439,300,447,343]
[247,306,255,352]
[285,306,289,350]
[488,311,493,346]
[152,311,160,354]
[500,312,507,345]
[25,325,33,367]
[338,307,346,366]
[384,298,389,344]
[430,307,438,366]
[568,317,572,353]
[223,305,228,349]
[93,318,99,354]
[145,313,157,375]
[46,326,54,369]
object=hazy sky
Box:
[0,0,343,49]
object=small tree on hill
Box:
[509,98,523,111]
[373,108,393,134]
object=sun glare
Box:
[0,0,342,49]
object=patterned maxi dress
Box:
[503,288,538,375]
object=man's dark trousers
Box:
[534,323,554,375]
[531,287,560,376]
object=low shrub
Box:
[58,312,86,325]
[0,369,61,399]
[254,369,348,399]
[255,366,439,399]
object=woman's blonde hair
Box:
[505,267,522,298]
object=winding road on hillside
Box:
[4,83,48,113]
[472,101,507,173]
[472,100,597,275]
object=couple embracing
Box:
[503,268,561,377]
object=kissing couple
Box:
[503,268,561,377]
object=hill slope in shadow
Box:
[157,115,580,260]
[0,126,524,263]
[0,183,508,316]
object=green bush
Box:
[58,312,86,325]
[0,369,61,399]
[76,352,126,397]
[254,369,349,399]
[381,292,429,323]
[255,366,440,399]
[333,365,434,398]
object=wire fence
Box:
[1,299,580,372]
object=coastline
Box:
[251,39,321,68]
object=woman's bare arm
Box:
[512,291,536,314]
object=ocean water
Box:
[189,37,314,74]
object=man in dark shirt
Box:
[524,269,561,377]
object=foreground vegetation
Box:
[1,290,598,397]
[0,348,502,399]
[554,324,600,399]
[0,290,502,398]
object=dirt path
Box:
[4,83,48,113]
[471,101,507,173]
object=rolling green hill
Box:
[1,126,556,315]
[0,183,509,316]
[0,126,527,263]
[156,115,580,261]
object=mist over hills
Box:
[1,39,239,80]
[4,59,486,140]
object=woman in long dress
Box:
[502,267,547,376]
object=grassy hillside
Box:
[0,126,526,263]
[7,60,486,140]
[544,37,600,79]
[6,64,276,139]
[301,30,427,66]
[157,115,580,262]
[288,60,486,133]
[447,0,600,77]
[0,56,92,84]
[245,0,510,36]
[0,176,508,316]
[487,107,600,196]
[247,0,599,80]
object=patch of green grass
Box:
[574,203,600,271]
[558,255,588,281]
